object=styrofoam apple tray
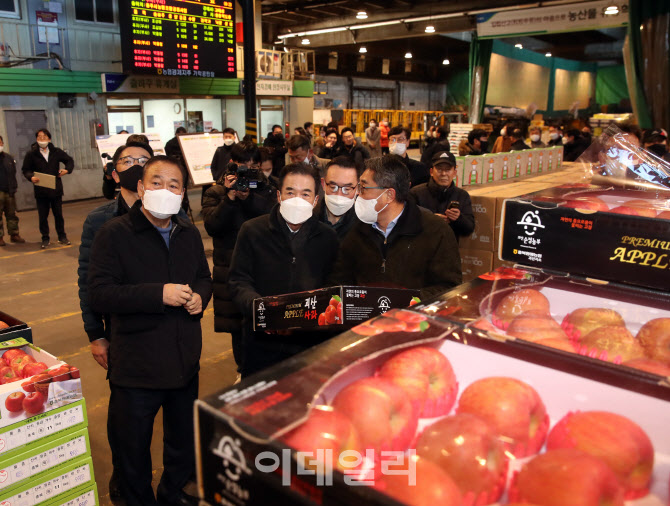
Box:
[477,283,670,341]
[311,336,669,506]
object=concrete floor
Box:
[0,191,235,505]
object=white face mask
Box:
[279,196,314,225]
[500,128,507,137]
[303,156,311,165]
[223,138,235,146]
[354,191,389,224]
[325,194,355,216]
[389,142,407,156]
[369,123,375,129]
[263,170,273,178]
[142,188,183,220]
[37,141,49,149]
[0,146,4,153]
[550,132,559,140]
[530,134,540,142]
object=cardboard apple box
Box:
[0,339,83,432]
[0,311,32,344]
[45,483,98,506]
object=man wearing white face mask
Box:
[365,119,382,157]
[330,155,461,300]
[528,126,546,148]
[229,163,338,377]
[317,156,360,239]
[210,127,238,181]
[388,126,429,186]
[88,155,212,506]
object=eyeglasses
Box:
[117,155,150,167]
[389,137,407,143]
[325,183,355,195]
[356,183,388,195]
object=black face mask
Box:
[648,144,668,158]
[117,164,144,192]
[479,140,488,153]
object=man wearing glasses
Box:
[388,126,430,186]
[410,151,475,242]
[77,140,153,500]
[317,156,360,239]
[331,155,462,300]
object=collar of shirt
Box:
[286,222,299,234]
[372,205,405,238]
[40,147,49,161]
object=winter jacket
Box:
[400,154,430,187]
[365,126,382,158]
[458,140,482,157]
[510,139,531,151]
[0,152,18,194]
[337,142,371,172]
[330,199,462,301]
[210,144,233,182]
[315,198,359,240]
[409,178,475,241]
[492,135,513,154]
[21,142,74,198]
[421,139,452,166]
[202,180,276,333]
[88,201,212,389]
[263,134,287,176]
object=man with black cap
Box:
[410,151,475,242]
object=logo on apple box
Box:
[0,470,7,482]
[378,296,391,312]
[257,302,265,312]
[213,436,251,482]
[517,210,544,236]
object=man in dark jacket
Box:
[421,125,451,165]
[77,140,153,500]
[0,135,25,245]
[563,128,590,162]
[339,127,370,171]
[316,156,359,239]
[510,129,531,151]
[88,156,212,506]
[330,155,461,300]
[202,141,276,373]
[21,128,74,248]
[209,127,237,182]
[286,134,328,177]
[410,151,475,243]
[388,126,430,186]
[229,163,338,378]
[263,124,287,176]
[164,126,186,160]
[458,128,488,156]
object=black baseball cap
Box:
[642,129,668,144]
[432,151,456,167]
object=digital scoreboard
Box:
[119,0,236,78]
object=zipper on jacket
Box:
[381,259,386,273]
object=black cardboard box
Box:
[498,185,670,291]
[0,310,32,343]
[253,286,420,332]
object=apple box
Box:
[253,286,420,332]
[498,185,670,291]
[0,311,32,344]
[46,483,98,506]
[196,309,670,506]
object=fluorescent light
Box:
[277,27,348,39]
[359,46,367,53]
[302,38,310,45]
[356,11,368,19]
[405,52,412,59]
[515,43,523,49]
[283,47,289,53]
[425,25,435,33]
[604,5,619,15]
[442,59,450,65]
[545,52,552,57]
[351,20,402,30]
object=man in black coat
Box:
[0,135,25,245]
[338,127,371,171]
[509,129,531,151]
[410,151,475,243]
[21,128,74,248]
[229,163,339,378]
[421,125,452,165]
[202,141,276,373]
[263,124,287,176]
[316,156,360,239]
[88,156,212,506]
[330,155,461,301]
[388,126,430,186]
[164,126,186,160]
[209,127,237,182]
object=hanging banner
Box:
[477,0,628,38]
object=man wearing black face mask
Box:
[77,141,152,501]
[643,129,670,162]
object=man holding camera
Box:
[410,151,474,243]
[202,142,276,375]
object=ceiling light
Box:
[359,46,367,53]
[545,52,552,57]
[356,11,368,19]
[405,52,412,59]
[302,38,310,45]
[442,59,450,65]
[604,5,619,15]
[515,43,523,49]
[425,25,435,33]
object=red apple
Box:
[510,448,625,506]
[657,210,670,220]
[563,197,609,212]
[507,311,568,342]
[374,455,463,506]
[579,326,645,363]
[386,309,427,324]
[636,318,670,366]
[547,411,654,498]
[378,346,458,418]
[2,349,27,366]
[4,392,25,412]
[22,362,48,378]
[0,366,18,385]
[623,357,670,376]
[325,304,338,325]
[10,355,36,377]
[283,405,360,473]
[22,391,46,414]
[624,199,659,218]
[332,377,417,454]
[493,289,550,329]
[69,366,80,379]
[371,316,407,333]
[30,373,52,395]
[456,377,548,457]
[562,308,625,341]
[0,321,9,330]
[608,205,640,216]
[350,321,382,336]
[416,413,507,503]
[48,365,71,382]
